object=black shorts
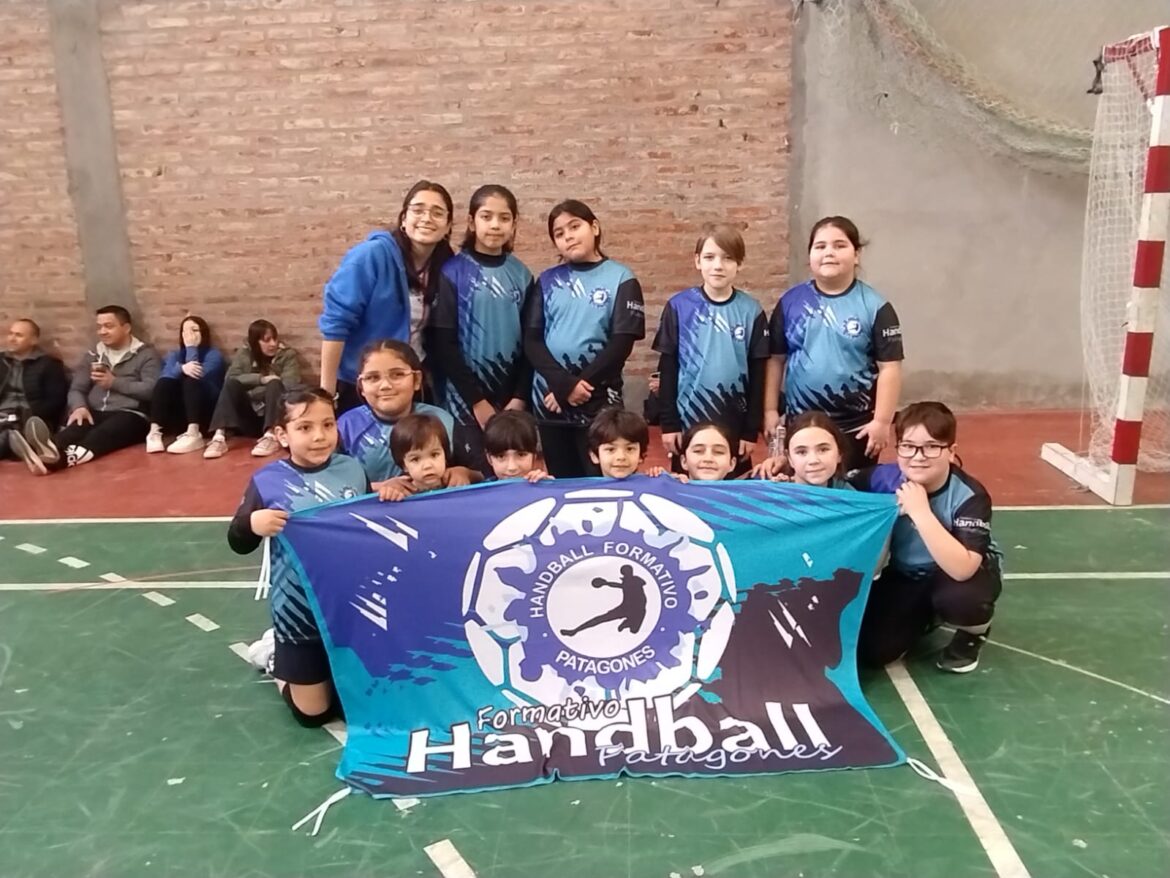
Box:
[273,638,332,686]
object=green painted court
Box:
[1,507,1167,878]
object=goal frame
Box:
[1041,26,1170,505]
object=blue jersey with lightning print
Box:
[432,250,533,423]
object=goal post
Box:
[1041,26,1170,505]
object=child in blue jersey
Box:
[336,339,477,490]
[587,408,655,480]
[428,185,535,474]
[319,180,455,412]
[229,388,369,727]
[784,410,853,489]
[483,410,551,482]
[679,421,738,481]
[763,216,904,473]
[654,224,770,478]
[851,402,1003,673]
[525,200,646,478]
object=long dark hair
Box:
[392,179,455,302]
[547,199,606,260]
[179,314,212,361]
[461,184,519,253]
[246,319,278,372]
[786,410,849,481]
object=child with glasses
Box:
[850,401,1003,674]
[336,339,478,492]
[318,180,455,413]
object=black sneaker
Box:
[937,628,988,673]
[23,416,59,464]
[7,429,47,475]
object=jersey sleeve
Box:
[227,480,265,555]
[522,278,546,334]
[872,302,904,362]
[748,310,770,360]
[651,300,679,356]
[610,276,646,338]
[768,301,788,356]
[951,492,993,558]
[430,268,459,330]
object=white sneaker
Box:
[246,628,275,674]
[203,436,228,459]
[167,432,205,454]
[251,432,280,457]
[146,431,165,453]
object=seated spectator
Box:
[146,315,225,454]
[1,318,68,462]
[11,305,160,474]
[203,319,302,459]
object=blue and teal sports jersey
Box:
[770,280,903,432]
[337,402,455,483]
[431,250,533,423]
[526,258,645,422]
[851,462,1003,578]
[229,453,369,646]
[653,286,769,434]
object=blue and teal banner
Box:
[279,476,903,798]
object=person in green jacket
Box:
[203,319,302,459]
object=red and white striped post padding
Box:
[1110,26,1169,501]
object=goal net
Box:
[1041,26,1170,503]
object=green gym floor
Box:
[0,506,1166,877]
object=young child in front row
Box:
[850,401,1003,674]
[384,412,486,499]
[230,388,370,728]
[587,407,653,480]
[482,410,550,482]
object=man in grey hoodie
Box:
[11,305,161,474]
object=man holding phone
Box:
[9,305,160,474]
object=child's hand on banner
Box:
[250,508,289,537]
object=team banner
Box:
[279,476,904,798]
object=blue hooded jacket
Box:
[318,230,411,384]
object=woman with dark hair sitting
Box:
[146,315,225,454]
[203,319,302,459]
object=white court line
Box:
[996,503,1169,511]
[886,661,1031,878]
[14,543,46,554]
[224,643,420,812]
[0,581,251,591]
[985,639,1170,706]
[57,556,90,569]
[142,591,175,607]
[184,613,220,632]
[424,839,477,878]
[100,572,127,582]
[1005,571,1170,581]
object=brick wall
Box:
[0,2,88,361]
[3,0,791,381]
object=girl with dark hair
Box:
[523,200,645,477]
[427,184,534,474]
[203,319,302,459]
[146,314,226,454]
[763,215,904,472]
[318,180,455,413]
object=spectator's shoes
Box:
[146,431,165,453]
[203,437,228,459]
[167,432,205,454]
[8,430,47,475]
[251,433,280,457]
[937,628,989,673]
[22,416,59,464]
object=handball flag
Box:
[279,476,904,798]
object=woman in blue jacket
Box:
[146,315,225,454]
[318,180,455,413]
